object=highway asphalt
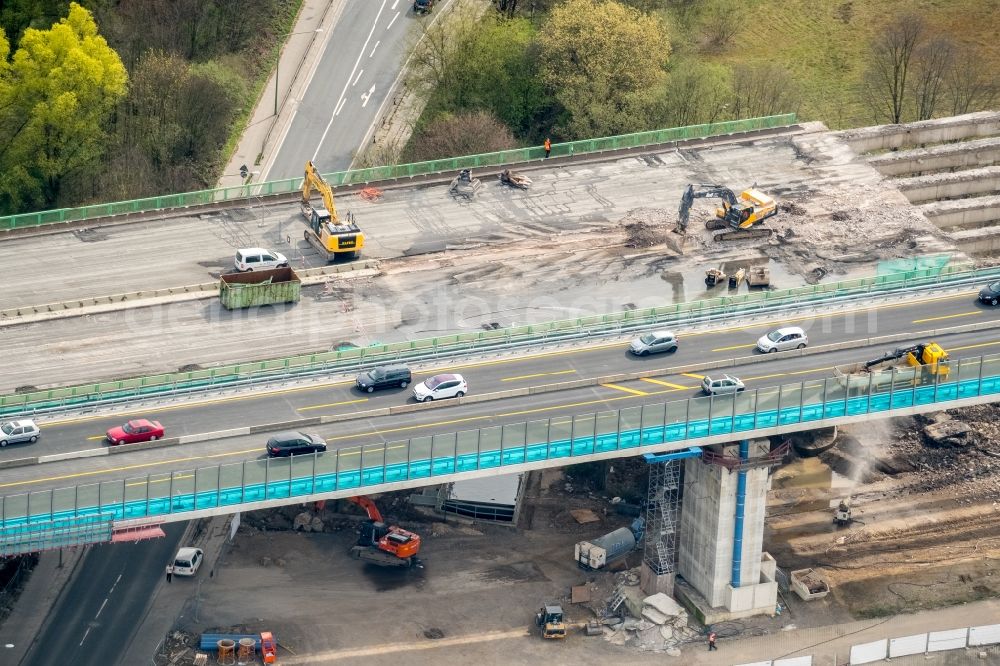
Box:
[1,292,997,496]
[264,0,425,180]
[19,522,185,666]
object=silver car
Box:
[629,330,678,356]
[702,375,745,395]
[756,326,808,353]
[0,419,40,447]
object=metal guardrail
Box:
[1,351,997,553]
[0,261,993,417]
[0,115,796,231]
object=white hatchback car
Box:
[702,374,746,396]
[234,248,288,272]
[0,419,40,447]
[172,547,204,576]
[413,373,467,402]
[757,326,808,353]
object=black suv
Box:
[356,365,412,393]
[413,0,433,13]
[266,432,327,457]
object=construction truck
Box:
[301,161,365,261]
[347,496,422,568]
[834,342,950,390]
[535,605,567,639]
[676,183,778,241]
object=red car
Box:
[106,419,164,445]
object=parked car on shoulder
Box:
[756,326,808,353]
[702,375,746,396]
[413,373,467,402]
[628,330,678,356]
[356,365,412,392]
[234,248,288,272]
[980,280,1000,306]
[172,547,204,576]
[0,419,40,447]
[106,419,164,445]
[413,0,433,13]
[266,431,327,457]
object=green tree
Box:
[656,59,730,127]
[428,15,546,139]
[0,2,127,212]
[537,0,671,139]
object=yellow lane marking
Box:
[787,366,831,375]
[297,398,368,412]
[741,373,786,381]
[87,435,106,441]
[639,378,689,389]
[912,311,981,324]
[682,373,705,379]
[36,290,978,429]
[951,340,1000,351]
[712,344,756,353]
[600,383,650,396]
[501,370,576,382]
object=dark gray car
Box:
[356,365,412,392]
[266,431,327,457]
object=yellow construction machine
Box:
[676,183,778,241]
[863,342,950,378]
[301,161,365,261]
[535,605,567,639]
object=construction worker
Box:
[544,138,551,158]
[708,630,717,651]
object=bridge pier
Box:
[664,438,782,623]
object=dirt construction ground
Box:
[155,405,1000,665]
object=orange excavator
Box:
[347,496,423,569]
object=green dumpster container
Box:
[219,266,301,309]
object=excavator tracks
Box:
[712,228,774,242]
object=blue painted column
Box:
[731,439,749,587]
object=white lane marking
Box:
[361,84,376,108]
[313,0,387,161]
[109,573,122,594]
[95,597,109,619]
[369,40,381,57]
[334,98,347,116]
[387,11,400,30]
[353,69,364,86]
[80,627,91,646]
[392,0,400,9]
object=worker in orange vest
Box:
[544,138,551,158]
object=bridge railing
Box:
[2,351,997,553]
[0,114,797,231]
[1,260,992,418]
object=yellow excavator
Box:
[301,161,365,261]
[676,183,778,241]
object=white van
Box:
[234,248,288,272]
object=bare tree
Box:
[729,63,799,119]
[405,110,518,162]
[863,12,925,124]
[494,0,518,17]
[699,0,745,52]
[911,36,955,120]
[946,46,999,115]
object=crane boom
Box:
[302,161,338,222]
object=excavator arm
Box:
[303,161,339,222]
[347,495,384,523]
[676,184,739,233]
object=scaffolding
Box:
[643,459,682,576]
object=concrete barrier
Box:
[867,136,1000,177]
[921,196,1000,229]
[836,111,1000,154]
[177,427,251,444]
[107,438,180,454]
[248,418,321,434]
[37,447,109,463]
[0,456,39,469]
[895,166,1000,204]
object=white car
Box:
[756,326,808,353]
[172,547,204,576]
[234,248,288,272]
[702,375,745,396]
[0,419,40,447]
[628,330,678,356]
[413,373,467,402]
